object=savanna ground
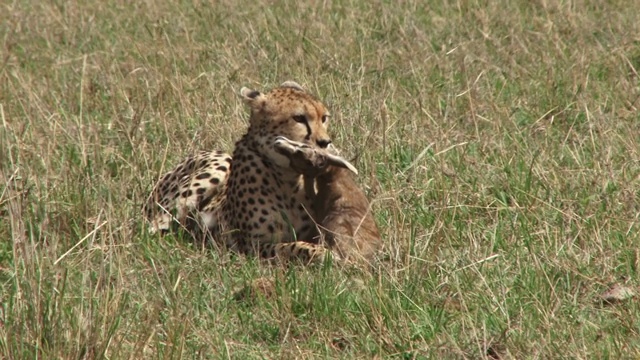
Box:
[1,0,639,358]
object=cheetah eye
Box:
[293,115,307,123]
[321,115,329,123]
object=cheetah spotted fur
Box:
[143,81,338,263]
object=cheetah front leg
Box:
[271,242,336,264]
[230,233,335,264]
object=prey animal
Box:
[274,137,382,262]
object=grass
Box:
[1,0,639,358]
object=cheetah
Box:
[273,137,382,262]
[143,81,341,263]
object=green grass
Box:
[1,0,639,358]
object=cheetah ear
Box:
[279,81,305,92]
[325,153,359,175]
[239,86,265,104]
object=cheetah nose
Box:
[316,138,332,148]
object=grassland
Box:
[1,0,639,358]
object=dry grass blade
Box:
[600,283,636,305]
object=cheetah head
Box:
[239,81,332,168]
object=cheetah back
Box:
[143,150,231,234]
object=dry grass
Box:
[1,0,639,358]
